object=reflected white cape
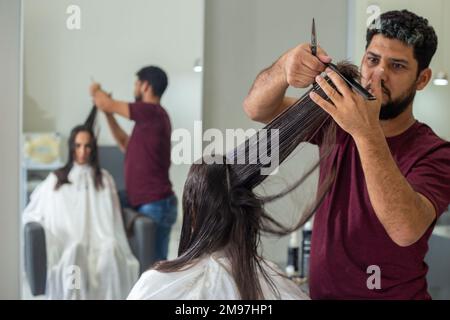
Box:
[127,252,309,300]
[23,163,139,300]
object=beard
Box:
[368,81,417,120]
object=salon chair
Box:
[23,208,157,296]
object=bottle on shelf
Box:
[285,231,299,278]
[300,221,312,279]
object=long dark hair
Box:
[155,62,360,299]
[54,107,103,190]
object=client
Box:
[23,109,139,300]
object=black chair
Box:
[23,222,47,296]
[23,208,157,296]
[122,207,158,274]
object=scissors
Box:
[311,18,376,101]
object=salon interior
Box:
[1,0,449,300]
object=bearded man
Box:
[243,10,450,299]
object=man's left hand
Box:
[310,68,384,140]
[90,83,110,112]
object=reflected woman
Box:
[23,124,139,300]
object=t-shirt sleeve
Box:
[129,102,155,123]
[407,144,450,218]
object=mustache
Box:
[365,80,391,98]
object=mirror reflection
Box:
[21,0,203,299]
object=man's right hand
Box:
[90,82,102,97]
[283,43,332,88]
[243,43,331,123]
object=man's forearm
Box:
[243,55,289,122]
[243,43,330,124]
[104,113,129,152]
[353,129,435,247]
[93,89,130,119]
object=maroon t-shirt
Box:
[309,121,450,299]
[125,102,173,207]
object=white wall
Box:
[23,0,204,216]
[349,0,450,140]
[203,0,348,266]
[0,0,22,299]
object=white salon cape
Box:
[23,163,139,300]
[127,252,309,300]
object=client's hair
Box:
[155,62,360,299]
[54,107,103,190]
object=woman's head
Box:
[54,124,103,190]
[179,158,264,257]
[68,125,97,165]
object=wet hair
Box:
[54,108,103,191]
[136,66,168,98]
[154,62,360,299]
[366,9,438,74]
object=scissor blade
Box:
[311,18,317,56]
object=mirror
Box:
[21,0,204,299]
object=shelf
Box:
[23,162,63,171]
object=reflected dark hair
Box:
[54,108,103,191]
[155,62,359,299]
[136,65,168,98]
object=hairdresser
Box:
[244,10,450,299]
[90,66,177,263]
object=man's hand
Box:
[89,83,129,119]
[90,82,112,112]
[310,67,384,139]
[90,82,102,97]
[283,43,332,88]
[93,90,112,112]
[243,43,331,123]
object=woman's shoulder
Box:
[127,254,310,300]
[39,171,58,188]
[127,255,236,300]
[127,265,203,300]
[259,259,310,300]
[100,168,113,180]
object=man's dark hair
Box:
[366,10,438,74]
[136,66,168,97]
